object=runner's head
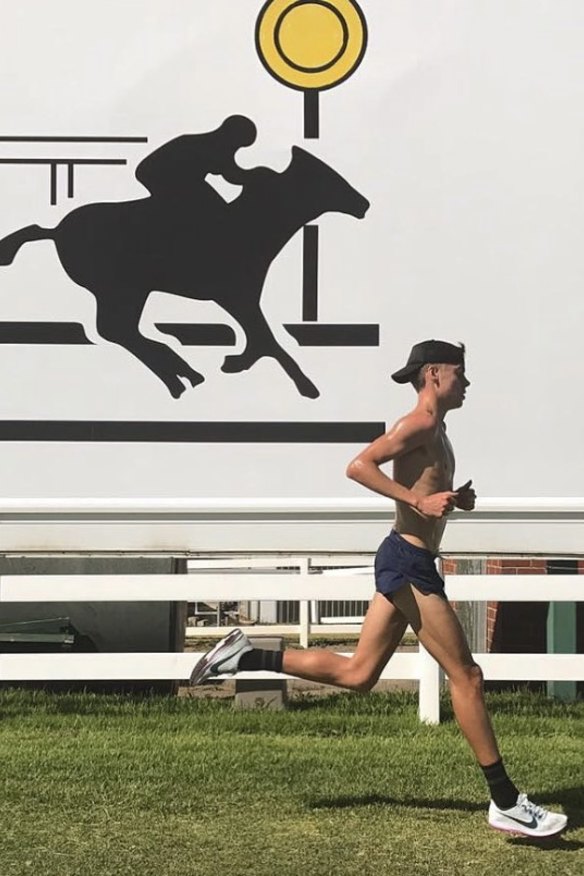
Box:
[391,340,469,407]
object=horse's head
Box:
[289,147,370,219]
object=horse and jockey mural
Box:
[0,115,369,400]
[0,0,386,485]
[0,1,373,411]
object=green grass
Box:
[0,690,582,876]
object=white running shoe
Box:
[189,629,253,685]
[489,793,567,837]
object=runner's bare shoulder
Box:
[390,408,437,449]
[359,409,437,467]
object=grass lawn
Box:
[0,689,582,876]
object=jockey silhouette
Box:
[135,115,257,202]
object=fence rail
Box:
[0,497,582,553]
[0,571,582,722]
[4,572,581,602]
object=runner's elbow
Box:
[346,458,364,482]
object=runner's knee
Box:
[451,662,484,692]
[346,663,378,692]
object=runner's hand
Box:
[416,491,458,518]
[454,479,476,511]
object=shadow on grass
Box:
[308,793,484,813]
[289,690,418,714]
[442,690,584,721]
[506,835,584,851]
[289,689,584,721]
[546,786,584,833]
[309,787,584,851]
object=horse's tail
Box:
[0,224,55,266]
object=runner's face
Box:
[439,364,469,408]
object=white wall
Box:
[0,1,582,504]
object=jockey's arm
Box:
[220,160,249,186]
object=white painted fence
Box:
[0,498,583,554]
[0,570,582,723]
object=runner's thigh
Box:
[391,583,475,678]
[352,592,409,673]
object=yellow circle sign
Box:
[256,0,367,92]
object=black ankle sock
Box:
[480,758,520,809]
[238,648,283,673]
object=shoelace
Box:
[518,795,546,821]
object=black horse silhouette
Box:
[0,117,369,398]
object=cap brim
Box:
[391,365,419,384]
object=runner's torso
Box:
[394,422,454,553]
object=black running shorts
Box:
[374,529,447,600]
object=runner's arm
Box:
[346,413,458,516]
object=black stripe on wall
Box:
[0,322,237,346]
[0,158,126,166]
[302,225,319,321]
[284,323,379,346]
[156,324,237,346]
[0,421,386,444]
[0,136,148,143]
[0,322,379,347]
[0,322,92,344]
[303,90,320,140]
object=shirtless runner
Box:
[191,339,567,838]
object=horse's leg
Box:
[94,291,204,398]
[221,299,319,399]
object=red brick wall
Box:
[441,558,458,576]
[486,559,547,574]
[485,558,547,650]
[443,556,583,665]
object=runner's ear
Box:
[427,364,440,384]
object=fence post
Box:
[299,601,310,648]
[299,559,310,648]
[418,644,441,724]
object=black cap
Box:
[391,340,465,384]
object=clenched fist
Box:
[416,491,458,518]
[454,479,476,511]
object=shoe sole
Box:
[489,823,567,839]
[189,630,243,686]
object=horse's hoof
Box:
[184,371,205,388]
[169,382,187,399]
[167,372,204,396]
[299,382,320,400]
[222,355,248,373]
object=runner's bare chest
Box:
[398,424,455,494]
[425,425,455,490]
